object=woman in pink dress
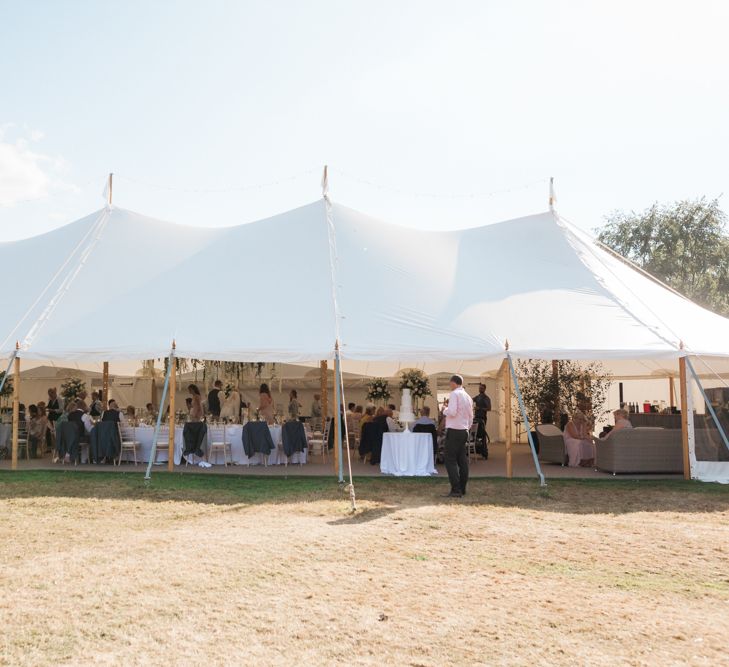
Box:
[563,410,595,467]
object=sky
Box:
[1,0,728,241]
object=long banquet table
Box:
[131,423,307,466]
[380,430,437,476]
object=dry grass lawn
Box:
[0,471,727,666]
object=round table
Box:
[380,430,437,476]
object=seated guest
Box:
[388,403,400,421]
[346,403,360,435]
[27,404,48,458]
[145,402,157,420]
[66,400,86,435]
[359,405,375,434]
[122,405,137,425]
[76,391,89,413]
[373,407,389,431]
[600,409,633,439]
[385,408,401,433]
[101,399,121,423]
[412,406,436,427]
[563,410,595,467]
[89,391,103,417]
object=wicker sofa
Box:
[596,428,683,474]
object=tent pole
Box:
[678,356,691,480]
[108,173,113,206]
[144,343,175,480]
[551,360,560,423]
[11,344,20,471]
[335,345,356,509]
[102,361,109,404]
[167,345,176,472]
[507,354,546,486]
[320,360,328,437]
[502,357,513,478]
[334,347,343,482]
[669,376,676,410]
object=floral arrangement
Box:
[61,377,86,403]
[366,377,391,403]
[224,382,237,398]
[399,369,431,399]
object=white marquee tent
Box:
[1,197,728,481]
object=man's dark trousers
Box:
[444,428,469,494]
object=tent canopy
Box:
[2,198,729,378]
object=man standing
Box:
[207,380,222,419]
[442,374,473,498]
[311,393,323,431]
[473,383,491,459]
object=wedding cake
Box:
[399,388,416,426]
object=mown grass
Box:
[0,469,726,513]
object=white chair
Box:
[117,425,141,466]
[208,425,232,466]
[153,427,171,465]
[307,418,331,463]
[16,421,29,460]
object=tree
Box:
[596,197,729,317]
[513,359,612,429]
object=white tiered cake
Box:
[399,388,416,427]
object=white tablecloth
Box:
[380,431,437,476]
[0,423,11,449]
[132,422,306,466]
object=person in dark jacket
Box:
[101,399,121,423]
[207,380,222,419]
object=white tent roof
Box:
[2,199,729,378]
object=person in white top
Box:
[385,408,402,433]
[442,374,474,497]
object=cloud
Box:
[0,125,78,206]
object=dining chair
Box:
[208,425,232,466]
[117,425,141,465]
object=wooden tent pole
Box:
[11,345,20,471]
[167,350,176,472]
[678,357,691,480]
[669,376,676,409]
[502,357,513,478]
[102,361,109,404]
[333,363,340,475]
[320,360,328,426]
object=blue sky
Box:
[1,0,728,240]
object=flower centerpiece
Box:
[61,377,86,404]
[224,381,236,398]
[399,369,431,412]
[366,377,391,404]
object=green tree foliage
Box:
[597,197,729,317]
[513,359,612,428]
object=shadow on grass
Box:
[0,469,727,516]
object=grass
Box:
[0,471,727,666]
